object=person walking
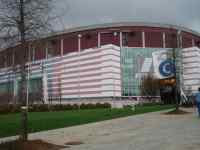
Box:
[195,88,200,118]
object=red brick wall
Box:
[145,31,163,48]
[125,31,142,47]
[182,32,193,48]
[5,49,13,66]
[14,49,20,65]
[182,36,193,48]
[194,35,200,47]
[100,32,120,46]
[13,45,29,65]
[165,31,177,48]
[0,52,5,68]
[50,39,61,56]
[34,43,46,61]
[0,50,13,67]
[81,32,98,49]
[63,33,78,54]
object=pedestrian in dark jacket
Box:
[195,88,200,118]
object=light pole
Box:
[78,34,82,100]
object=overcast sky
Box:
[54,0,200,33]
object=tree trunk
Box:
[19,0,28,141]
[20,106,28,141]
[19,64,28,141]
[172,47,179,111]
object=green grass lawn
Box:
[0,105,174,138]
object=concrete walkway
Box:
[1,108,200,150]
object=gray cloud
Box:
[54,0,200,33]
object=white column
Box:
[61,39,64,56]
[192,39,195,47]
[98,32,101,48]
[113,74,115,98]
[120,32,123,48]
[12,51,15,66]
[4,55,7,68]
[42,66,48,104]
[163,32,166,48]
[180,35,183,48]
[78,34,82,52]
[142,31,145,48]
[119,31,123,99]
[14,80,18,98]
[177,30,182,48]
[45,42,48,60]
[12,51,16,102]
[32,47,35,61]
[78,34,82,99]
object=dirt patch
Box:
[65,141,84,146]
[164,109,191,115]
[0,139,67,150]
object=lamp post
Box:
[78,34,82,100]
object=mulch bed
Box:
[65,141,84,146]
[0,139,67,150]
[164,109,191,115]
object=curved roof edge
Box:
[1,22,200,52]
[49,22,200,38]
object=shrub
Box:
[79,103,111,109]
[71,104,79,110]
[29,105,49,112]
[103,103,112,108]
[123,105,133,109]
[0,103,112,114]
[87,103,96,109]
[80,103,96,109]
[9,105,21,113]
[0,105,20,114]
[95,103,111,109]
[64,104,76,110]
[51,104,65,111]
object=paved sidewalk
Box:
[1,108,200,150]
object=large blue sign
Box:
[159,60,175,77]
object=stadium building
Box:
[0,22,200,104]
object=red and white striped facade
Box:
[44,44,121,99]
[182,47,200,93]
[0,22,200,102]
[0,45,121,99]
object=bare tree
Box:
[0,0,56,141]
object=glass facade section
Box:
[18,78,42,94]
[0,82,14,94]
[121,48,181,96]
[28,78,42,93]
[0,77,43,97]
